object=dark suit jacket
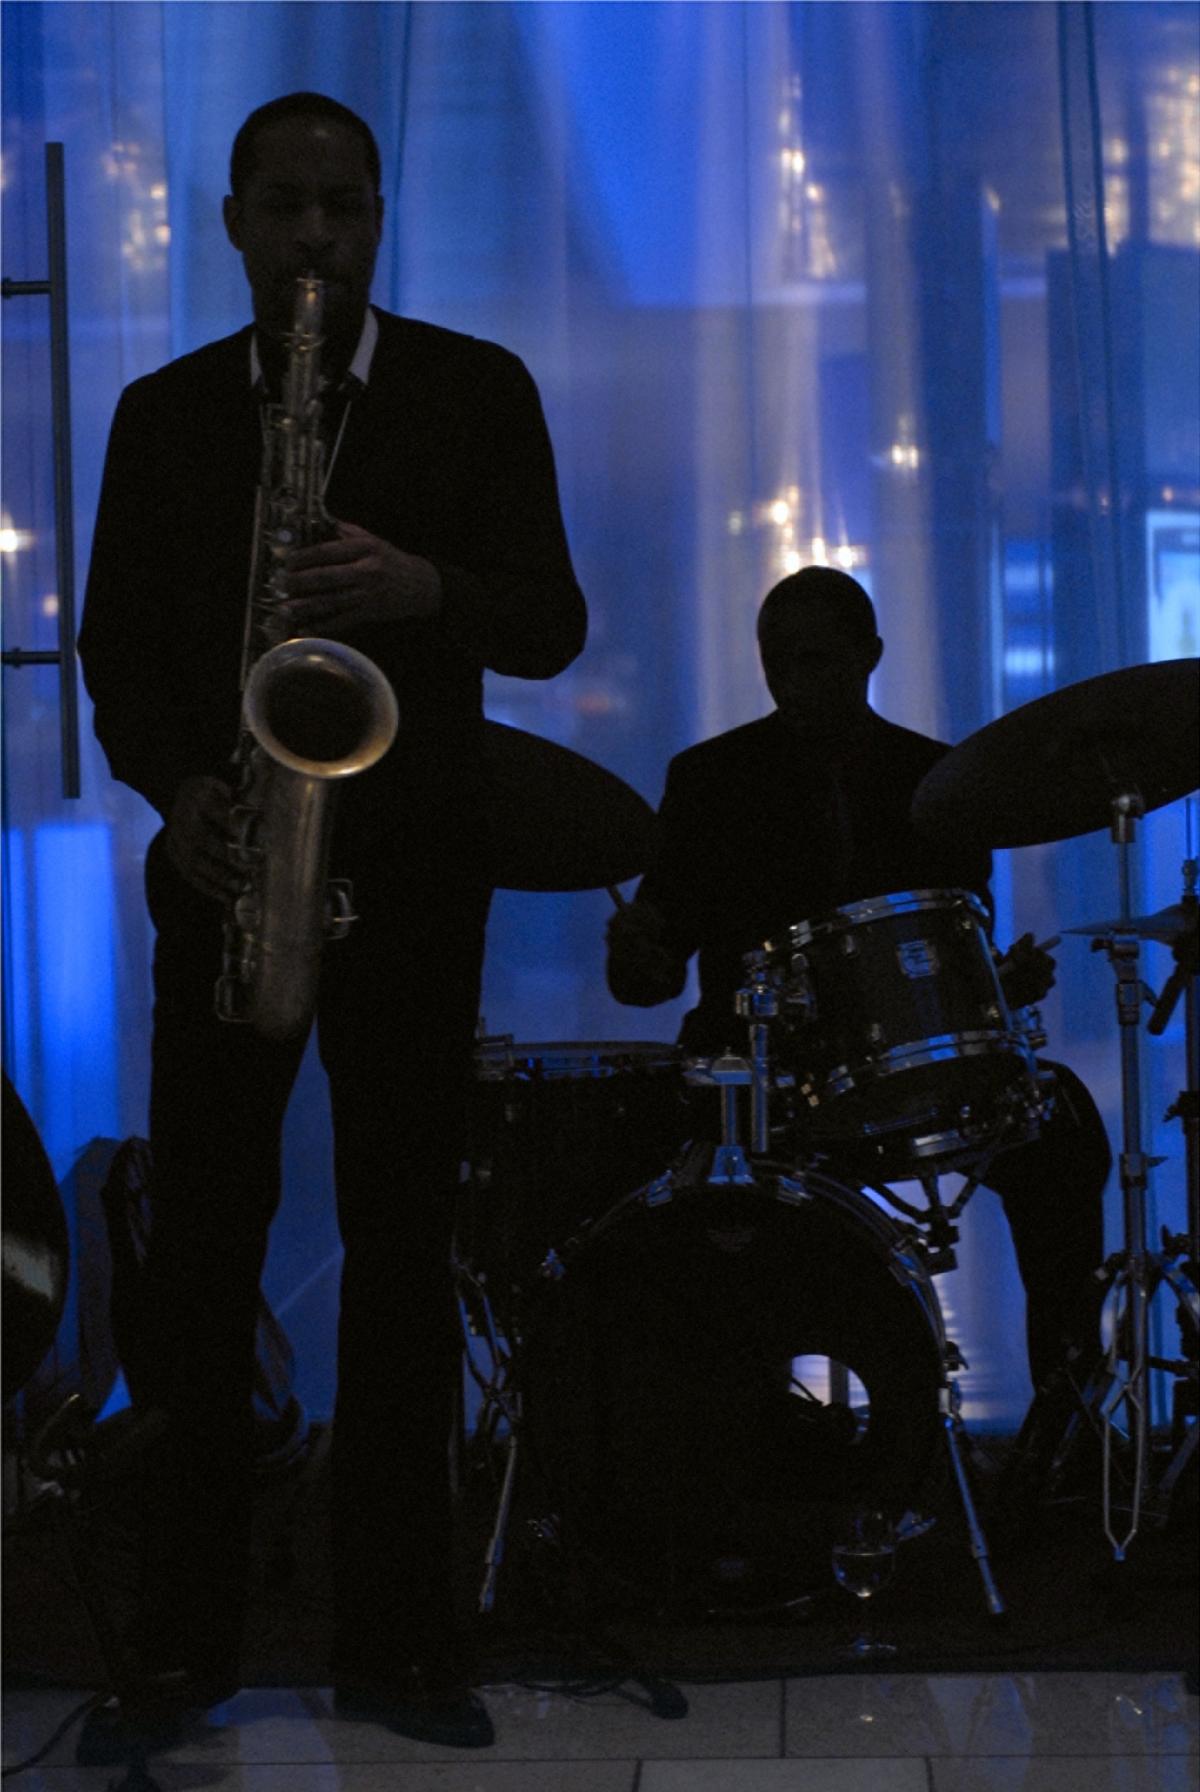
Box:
[78,307,587,872]
[630,708,993,1052]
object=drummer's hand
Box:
[606,898,685,1004]
[164,775,241,904]
[997,931,1057,1008]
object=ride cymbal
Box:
[912,660,1199,849]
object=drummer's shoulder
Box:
[868,712,952,771]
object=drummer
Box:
[606,565,1111,1419]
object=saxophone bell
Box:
[243,636,398,778]
[216,637,399,1042]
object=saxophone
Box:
[215,275,399,1041]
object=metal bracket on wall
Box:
[2,142,81,799]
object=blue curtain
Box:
[4,0,1197,1427]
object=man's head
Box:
[223,94,384,369]
[756,566,883,737]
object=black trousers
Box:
[983,1058,1110,1392]
[137,826,490,1678]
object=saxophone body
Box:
[216,276,399,1042]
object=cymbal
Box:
[1065,901,1198,947]
[484,721,655,892]
[912,659,1200,848]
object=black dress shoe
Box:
[333,1662,495,1749]
[76,1668,241,1766]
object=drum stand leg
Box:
[454,1253,523,1614]
[478,1395,522,1616]
[940,1366,1007,1620]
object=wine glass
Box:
[831,1507,898,1660]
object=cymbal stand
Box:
[1141,847,1199,1511]
[1088,790,1155,1558]
[1148,848,1199,1278]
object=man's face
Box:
[223,115,383,362]
[758,601,880,737]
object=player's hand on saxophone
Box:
[280,519,441,638]
[166,774,241,903]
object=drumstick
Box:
[1036,934,1061,953]
[607,884,632,911]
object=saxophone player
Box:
[78,92,586,1756]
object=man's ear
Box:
[223,195,243,251]
[865,635,884,676]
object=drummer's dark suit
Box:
[78,307,586,1684]
[613,706,1110,1393]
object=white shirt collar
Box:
[249,305,378,392]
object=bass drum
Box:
[520,1152,947,1617]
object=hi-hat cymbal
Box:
[484,721,655,892]
[912,659,1200,849]
[1065,901,1198,947]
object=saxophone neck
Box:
[241,276,336,685]
[282,276,326,419]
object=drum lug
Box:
[888,1244,926,1287]
[1015,1002,1048,1051]
[776,1175,813,1205]
[644,1173,676,1207]
[783,953,817,1023]
[737,952,780,1020]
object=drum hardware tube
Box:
[750,1024,772,1154]
[703,1053,755,1186]
[940,1383,1006,1620]
[736,966,780,1156]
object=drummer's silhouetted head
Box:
[757,567,883,737]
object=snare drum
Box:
[757,889,1042,1178]
[460,1040,690,1305]
[521,1155,946,1615]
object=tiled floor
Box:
[2,1670,1196,1790]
